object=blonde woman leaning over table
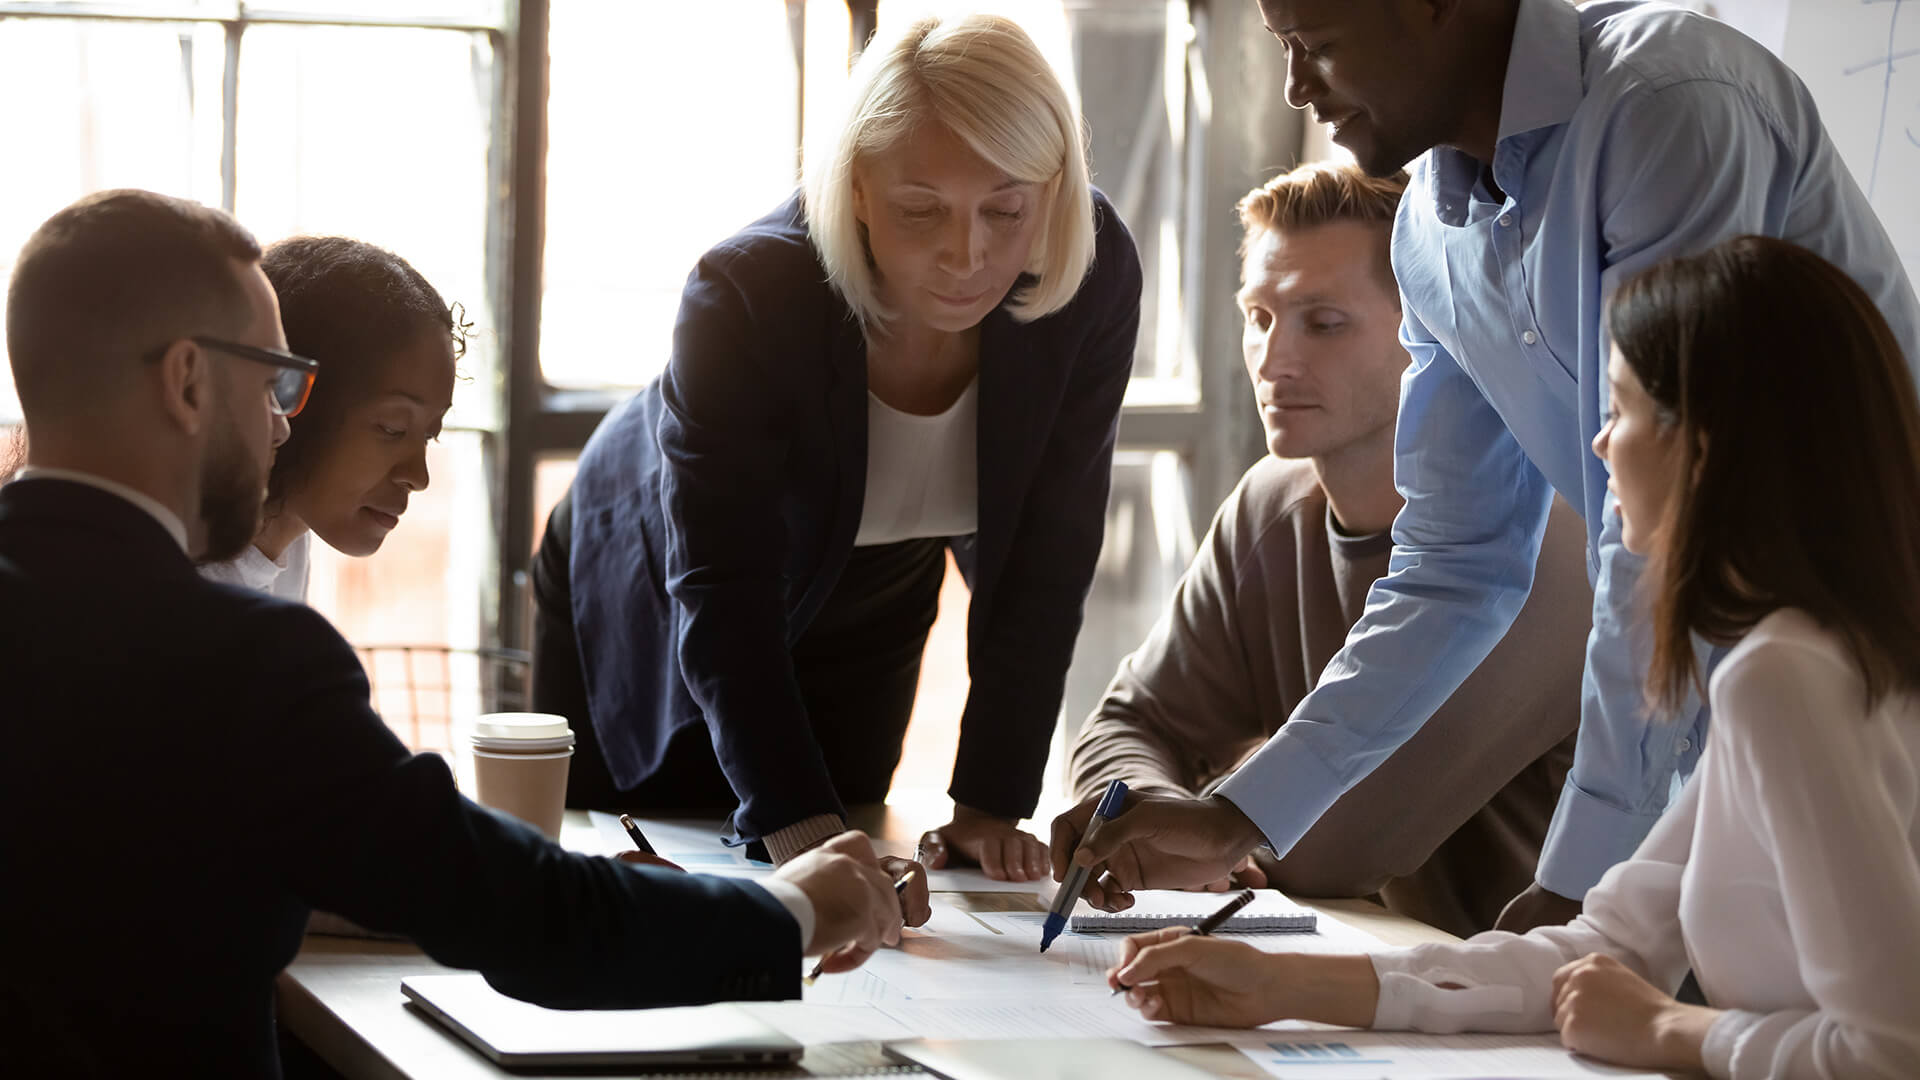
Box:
[1107,236,1920,1080]
[531,12,1140,884]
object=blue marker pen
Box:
[1040,778,1128,953]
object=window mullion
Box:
[220,19,241,212]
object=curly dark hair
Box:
[260,236,467,514]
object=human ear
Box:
[851,171,871,226]
[155,338,213,438]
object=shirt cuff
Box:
[762,813,845,866]
[1534,779,1666,899]
[755,877,817,955]
[1700,1009,1762,1080]
[1212,732,1346,856]
[1368,951,1528,1035]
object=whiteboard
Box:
[1699,0,1920,289]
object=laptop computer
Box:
[401,974,805,1068]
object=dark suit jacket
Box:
[568,190,1142,842]
[0,478,799,1079]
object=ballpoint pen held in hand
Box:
[802,869,919,985]
[1040,778,1128,953]
[618,814,658,857]
[1112,887,1256,994]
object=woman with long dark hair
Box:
[1103,236,1920,1079]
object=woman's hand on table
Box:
[1552,952,1714,1073]
[916,805,1049,882]
[1108,929,1292,1027]
[1110,929,1381,1031]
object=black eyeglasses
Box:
[190,336,319,417]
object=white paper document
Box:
[919,864,1048,894]
[851,907,1079,998]
[801,966,913,1006]
[806,900,1393,1007]
[586,811,772,875]
[874,998,1248,1047]
[1237,1032,1668,1078]
[741,1003,919,1044]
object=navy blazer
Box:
[0,479,799,1078]
[569,190,1142,841]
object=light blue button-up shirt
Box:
[1217,0,1920,898]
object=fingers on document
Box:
[1021,833,1049,881]
[1110,927,1198,989]
[983,833,1045,882]
[977,835,1008,880]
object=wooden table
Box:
[278,810,1460,1079]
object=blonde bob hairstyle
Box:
[803,13,1095,330]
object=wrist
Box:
[1652,1003,1715,1072]
[1271,952,1379,1029]
[1201,793,1266,852]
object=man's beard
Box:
[198,391,268,564]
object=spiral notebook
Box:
[1067,889,1317,933]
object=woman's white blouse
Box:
[198,532,311,602]
[1368,608,1920,1079]
[854,377,979,547]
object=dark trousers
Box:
[531,490,945,814]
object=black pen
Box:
[803,869,918,985]
[618,814,658,857]
[1112,887,1256,995]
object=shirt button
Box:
[1498,213,1513,227]
[1677,738,1692,754]
[1522,329,1538,345]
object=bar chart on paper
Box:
[1237,1032,1669,1079]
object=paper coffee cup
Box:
[470,713,574,840]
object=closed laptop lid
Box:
[401,974,804,1068]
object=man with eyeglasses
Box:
[0,189,911,1076]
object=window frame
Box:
[0,0,517,640]
[498,0,1290,652]
[1,0,1297,654]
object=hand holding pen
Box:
[613,814,685,872]
[1111,888,1255,993]
[804,868,919,985]
[1040,779,1129,952]
[776,832,929,980]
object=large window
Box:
[5,1,1294,799]
[518,0,1272,806]
[0,1,511,752]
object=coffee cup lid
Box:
[473,712,573,742]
